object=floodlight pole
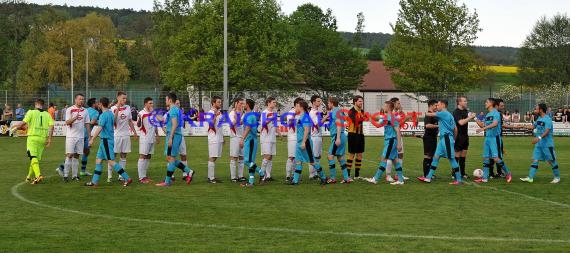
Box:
[71,47,74,103]
[86,47,89,97]
[223,0,229,111]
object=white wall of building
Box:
[355,91,429,113]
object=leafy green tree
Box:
[384,0,486,92]
[518,14,570,86]
[367,43,383,61]
[289,3,337,30]
[496,84,522,103]
[122,38,160,83]
[353,12,365,49]
[161,0,295,92]
[17,12,129,91]
[16,7,69,91]
[289,3,368,94]
[535,83,569,107]
[151,0,191,86]
[0,0,33,91]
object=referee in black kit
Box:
[453,96,476,179]
[422,100,439,178]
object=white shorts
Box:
[311,136,322,158]
[261,142,276,156]
[179,136,187,155]
[209,142,223,158]
[65,137,84,155]
[287,140,296,158]
[114,136,131,153]
[229,137,243,157]
[139,141,155,155]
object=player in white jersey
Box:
[108,91,138,182]
[309,95,328,179]
[260,97,278,181]
[207,96,224,183]
[229,97,246,182]
[137,97,159,184]
[62,94,91,181]
[285,98,304,181]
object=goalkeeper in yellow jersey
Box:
[11,99,54,184]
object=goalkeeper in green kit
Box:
[11,99,54,184]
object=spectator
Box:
[476,111,485,121]
[130,104,138,121]
[512,109,520,123]
[198,108,205,121]
[547,107,553,118]
[554,108,564,122]
[564,108,570,123]
[15,103,25,121]
[48,103,56,120]
[524,111,532,122]
[189,106,198,122]
[503,111,511,123]
[532,112,539,122]
[3,104,14,122]
[60,104,68,121]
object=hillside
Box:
[25,3,153,39]
[473,46,518,66]
[339,31,393,49]
[20,4,521,66]
[339,32,519,66]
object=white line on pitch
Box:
[362,159,570,208]
[464,182,570,208]
[10,181,570,244]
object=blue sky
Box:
[27,0,570,47]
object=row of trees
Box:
[18,13,131,91]
[1,0,369,94]
[1,0,568,94]
[384,0,486,92]
[384,0,570,92]
[0,1,154,92]
[151,0,368,94]
[518,14,570,86]
[0,0,159,92]
[339,31,520,65]
[111,0,570,93]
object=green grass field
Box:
[1,136,569,252]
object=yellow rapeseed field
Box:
[488,65,518,73]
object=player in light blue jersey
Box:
[240,99,266,187]
[365,100,406,185]
[289,100,327,185]
[475,98,512,183]
[520,103,561,184]
[417,100,463,185]
[84,97,132,187]
[81,98,100,176]
[156,93,195,187]
[326,96,352,184]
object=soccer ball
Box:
[473,169,483,178]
